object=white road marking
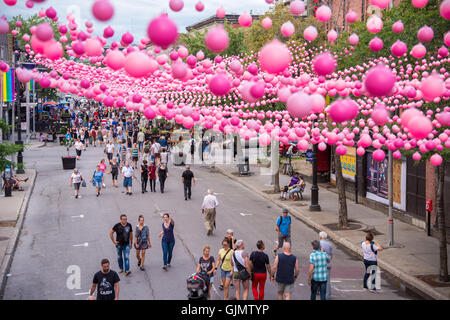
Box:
[298,283,304,286]
[213,193,224,195]
[73,242,89,247]
[71,214,84,218]
[331,280,342,283]
[74,292,90,296]
[6,274,11,277]
[239,212,253,216]
[333,287,366,292]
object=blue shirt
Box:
[309,250,330,282]
[289,176,300,187]
[93,170,103,182]
[320,239,334,268]
[162,222,175,243]
[276,215,291,236]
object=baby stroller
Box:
[187,273,209,300]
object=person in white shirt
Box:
[137,130,145,153]
[70,168,84,199]
[105,141,115,164]
[362,233,383,292]
[151,139,161,165]
[202,189,219,236]
[160,147,169,167]
[121,161,135,195]
[74,138,83,160]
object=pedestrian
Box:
[140,159,149,193]
[134,215,151,271]
[160,147,169,167]
[148,161,157,192]
[99,159,107,188]
[158,163,168,193]
[90,127,97,147]
[158,213,175,271]
[131,142,139,169]
[105,140,115,164]
[308,240,330,300]
[181,165,195,200]
[91,165,104,197]
[138,129,145,152]
[202,189,219,236]
[216,238,234,300]
[196,245,216,299]
[108,158,119,188]
[271,242,299,300]
[273,208,292,257]
[190,136,195,161]
[89,259,120,300]
[151,139,161,165]
[232,240,251,300]
[110,214,133,276]
[319,231,334,299]
[120,142,127,166]
[362,232,383,292]
[121,161,135,195]
[143,140,151,163]
[74,138,83,160]
[70,168,84,199]
[225,229,237,250]
[249,240,271,300]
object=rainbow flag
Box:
[28,78,34,92]
[1,69,15,102]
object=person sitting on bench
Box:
[281,172,305,200]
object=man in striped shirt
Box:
[308,240,330,300]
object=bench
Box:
[288,185,305,201]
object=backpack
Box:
[277,215,291,228]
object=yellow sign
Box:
[341,147,356,177]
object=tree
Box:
[436,163,448,282]
[0,119,24,173]
[333,146,349,228]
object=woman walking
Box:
[134,215,151,271]
[108,158,119,188]
[70,168,84,199]
[196,246,216,299]
[91,165,104,197]
[249,240,271,300]
[158,163,168,193]
[74,138,83,160]
[158,213,175,271]
[98,159,107,188]
[362,233,383,292]
[131,143,139,169]
[148,161,157,192]
[232,240,251,300]
[216,238,234,300]
[140,160,149,193]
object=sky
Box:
[0,0,273,42]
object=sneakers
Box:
[138,259,141,267]
[75,195,78,199]
[125,270,131,276]
[218,285,224,290]
[167,264,171,268]
[162,265,167,271]
[140,266,145,271]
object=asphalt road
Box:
[3,142,414,300]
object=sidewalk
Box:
[214,162,450,300]
[0,169,37,298]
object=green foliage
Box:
[0,119,24,173]
[245,2,327,52]
[178,21,248,60]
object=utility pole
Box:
[309,142,321,211]
[387,149,394,246]
[14,38,24,173]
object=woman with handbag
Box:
[70,168,85,199]
[231,239,251,300]
[134,215,151,271]
[216,238,234,300]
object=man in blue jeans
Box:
[110,214,133,276]
[308,240,330,300]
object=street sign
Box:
[426,199,432,212]
[306,150,313,162]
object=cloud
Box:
[0,0,272,43]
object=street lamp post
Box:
[14,39,24,174]
[309,142,321,211]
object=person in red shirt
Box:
[91,128,97,147]
[148,161,157,192]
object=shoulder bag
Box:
[233,251,251,281]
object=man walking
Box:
[110,214,133,276]
[181,165,195,200]
[90,259,120,300]
[319,231,334,299]
[121,161,135,195]
[271,242,299,300]
[308,240,330,300]
[202,189,219,236]
[105,140,115,164]
[273,209,292,257]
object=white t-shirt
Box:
[74,141,83,150]
[160,152,168,164]
[71,172,82,183]
[106,143,114,153]
[151,143,161,155]
[137,131,145,142]
[232,250,246,272]
[122,166,133,178]
[362,242,378,262]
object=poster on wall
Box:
[341,147,356,180]
[366,152,388,199]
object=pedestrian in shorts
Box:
[134,215,151,271]
[108,158,119,188]
[271,242,299,300]
[273,208,292,257]
[91,165,104,197]
[70,168,84,199]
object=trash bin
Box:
[237,156,250,176]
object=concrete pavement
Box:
[214,162,450,300]
[1,142,415,300]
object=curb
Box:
[214,166,449,300]
[0,169,37,300]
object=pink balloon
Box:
[105,50,125,70]
[147,14,178,49]
[421,74,445,101]
[261,17,272,29]
[412,0,428,8]
[92,0,114,21]
[250,82,265,99]
[310,94,325,113]
[259,133,271,146]
[392,20,404,33]
[281,21,295,37]
[349,33,359,46]
[336,145,347,156]
[25,0,33,8]
[205,26,229,52]
[408,116,432,139]
[412,152,422,161]
[46,6,57,19]
[290,0,305,16]
[346,10,358,23]
[445,32,450,46]
[357,147,366,156]
[169,0,184,12]
[410,43,426,59]
[195,1,204,12]
[0,18,9,34]
[328,99,358,123]
[369,36,383,51]
[438,46,449,57]
[216,6,225,18]
[124,51,157,78]
[417,25,434,43]
[44,40,63,60]
[286,92,313,119]
[209,73,231,96]
[364,64,395,97]
[316,5,331,22]
[391,40,407,57]
[84,38,103,57]
[366,15,383,33]
[238,12,252,27]
[4,0,17,6]
[440,0,450,20]
[373,149,386,162]
[371,103,389,126]
[327,29,337,42]
[313,52,336,76]
[39,77,51,88]
[430,154,443,166]
[103,26,114,38]
[178,46,188,59]
[258,40,292,74]
[370,0,390,9]
[144,107,156,120]
[303,26,318,41]
[36,23,53,42]
[400,108,423,127]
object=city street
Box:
[3,143,414,300]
